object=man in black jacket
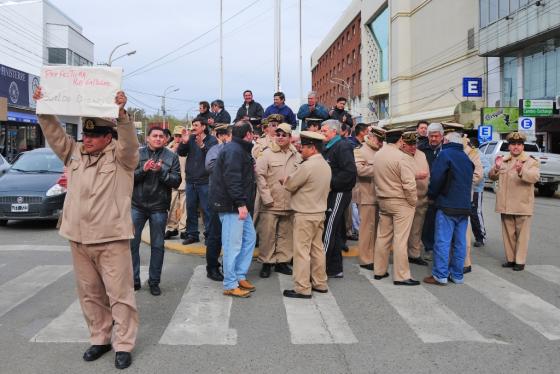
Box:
[211,99,231,125]
[209,121,257,298]
[320,119,357,278]
[329,97,353,129]
[234,90,264,123]
[177,117,218,245]
[131,126,181,296]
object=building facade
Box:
[0,0,94,160]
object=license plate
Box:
[11,203,29,212]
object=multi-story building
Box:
[0,0,94,160]
[480,0,560,152]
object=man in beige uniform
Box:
[165,125,188,239]
[354,126,386,270]
[489,132,540,271]
[34,88,138,369]
[283,131,332,298]
[252,113,282,159]
[372,129,420,286]
[256,123,301,278]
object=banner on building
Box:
[28,74,40,109]
[0,64,30,108]
[36,66,122,117]
[481,107,519,133]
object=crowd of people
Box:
[32,87,540,369]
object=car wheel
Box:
[0,220,7,226]
[538,185,557,198]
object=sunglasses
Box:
[276,133,289,138]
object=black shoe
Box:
[341,244,349,252]
[164,229,178,239]
[360,263,374,271]
[408,256,429,266]
[207,267,224,281]
[348,233,359,241]
[115,352,132,370]
[182,237,200,245]
[260,263,272,278]
[179,231,188,240]
[394,279,420,286]
[502,261,515,268]
[134,283,141,291]
[312,287,328,293]
[83,344,112,362]
[463,266,472,274]
[283,289,312,299]
[374,272,389,280]
[149,284,161,296]
[513,264,525,271]
[327,272,344,278]
[274,263,293,275]
[473,240,484,247]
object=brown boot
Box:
[238,279,256,292]
[423,275,446,286]
[223,288,251,298]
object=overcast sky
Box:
[48,0,351,117]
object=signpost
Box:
[478,125,493,144]
[462,77,483,97]
[521,99,554,117]
[518,117,536,140]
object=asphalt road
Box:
[1,192,560,374]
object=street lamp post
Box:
[162,85,180,129]
[108,42,136,66]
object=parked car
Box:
[0,148,67,225]
[0,154,10,176]
[480,140,560,197]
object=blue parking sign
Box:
[478,125,492,143]
[463,77,483,97]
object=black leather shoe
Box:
[149,284,161,296]
[164,229,178,239]
[283,289,312,299]
[463,266,472,274]
[513,264,525,271]
[341,244,349,252]
[274,263,292,275]
[502,261,515,268]
[182,237,199,245]
[260,263,272,278]
[115,352,132,370]
[179,231,188,240]
[327,272,344,278]
[394,279,420,286]
[408,256,429,266]
[83,344,111,362]
[374,272,389,280]
[134,283,141,291]
[207,267,224,281]
[312,287,328,293]
[360,263,374,271]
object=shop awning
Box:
[378,106,456,129]
[6,111,38,124]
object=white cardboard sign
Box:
[36,66,122,117]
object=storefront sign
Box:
[518,117,536,139]
[0,64,30,108]
[521,99,553,116]
[36,66,122,117]
[481,107,519,133]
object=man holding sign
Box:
[34,85,139,370]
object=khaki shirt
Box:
[256,142,301,212]
[372,144,417,207]
[411,150,430,202]
[489,152,540,215]
[252,135,275,159]
[284,153,332,213]
[353,140,379,205]
[38,114,139,244]
[465,144,483,186]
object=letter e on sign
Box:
[463,77,482,97]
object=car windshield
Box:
[10,152,63,173]
[499,143,540,152]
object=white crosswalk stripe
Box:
[0,245,69,252]
[31,267,149,343]
[0,265,72,319]
[278,273,358,344]
[159,265,237,345]
[358,267,502,344]
[526,265,560,286]
[468,265,560,340]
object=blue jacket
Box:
[263,103,297,128]
[297,103,329,125]
[428,143,474,215]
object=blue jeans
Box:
[432,210,468,284]
[130,207,168,286]
[186,183,211,241]
[219,212,256,290]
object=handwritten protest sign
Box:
[36,66,122,117]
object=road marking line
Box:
[0,265,72,318]
[526,265,560,286]
[159,265,237,345]
[0,245,69,252]
[31,267,148,343]
[469,265,560,340]
[359,266,503,344]
[278,273,358,344]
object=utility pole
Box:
[274,0,281,91]
[219,0,224,99]
[298,0,303,105]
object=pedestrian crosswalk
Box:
[1,262,560,346]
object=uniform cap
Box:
[300,130,325,145]
[506,131,527,143]
[442,122,465,134]
[276,123,292,134]
[173,126,185,135]
[266,113,284,123]
[401,131,418,145]
[370,125,386,139]
[82,117,116,135]
[385,128,404,143]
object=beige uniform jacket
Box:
[372,144,417,207]
[411,150,430,202]
[38,114,139,244]
[256,143,301,212]
[252,135,275,159]
[465,144,483,186]
[353,140,379,205]
[489,152,540,215]
[284,154,332,214]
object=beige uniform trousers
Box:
[464,221,472,267]
[166,189,186,232]
[407,201,427,259]
[374,198,415,282]
[357,204,378,265]
[70,240,138,352]
[292,213,328,295]
[257,211,293,264]
[501,214,532,265]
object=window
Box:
[353,49,356,61]
[352,25,356,35]
[468,28,475,50]
[479,144,488,154]
[368,6,389,81]
[48,48,67,64]
[510,0,520,12]
[499,0,509,18]
[352,73,356,85]
[502,56,518,106]
[347,54,351,65]
[489,0,498,23]
[347,31,350,41]
[359,69,361,81]
[480,0,489,27]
